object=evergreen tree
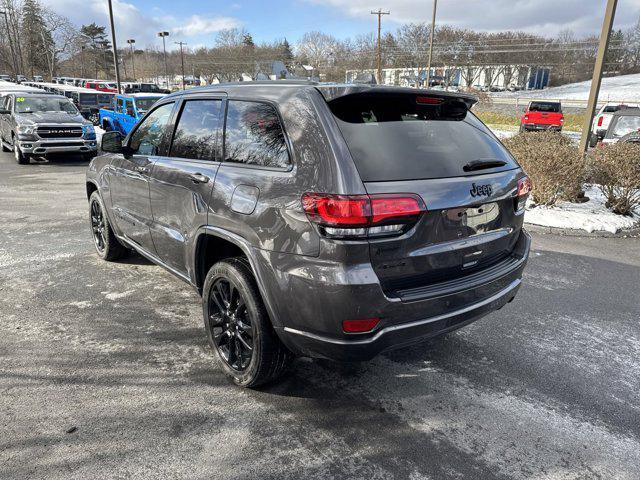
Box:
[80,23,112,78]
[281,38,294,68]
[242,33,255,48]
[21,0,52,77]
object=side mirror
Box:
[101,131,125,154]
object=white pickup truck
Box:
[590,103,640,146]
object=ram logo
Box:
[470,183,492,197]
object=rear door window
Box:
[170,99,222,161]
[328,93,518,181]
[223,100,290,168]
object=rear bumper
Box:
[522,123,562,132]
[281,278,521,361]
[262,229,531,361]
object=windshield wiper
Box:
[463,159,507,172]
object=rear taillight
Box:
[597,116,604,127]
[302,193,425,239]
[524,115,529,121]
[515,176,532,212]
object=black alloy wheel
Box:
[90,197,106,254]
[208,277,254,371]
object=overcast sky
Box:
[43,0,640,50]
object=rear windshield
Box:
[328,93,518,181]
[529,102,561,113]
[79,93,98,104]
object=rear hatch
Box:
[325,90,527,299]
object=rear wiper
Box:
[463,159,507,172]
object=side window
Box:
[125,100,135,117]
[129,102,174,156]
[170,99,222,161]
[224,100,290,168]
[116,98,123,112]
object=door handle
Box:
[134,165,149,174]
[189,173,210,184]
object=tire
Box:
[83,152,97,162]
[102,121,112,132]
[203,258,292,388]
[589,133,598,148]
[1,139,10,152]
[519,125,525,133]
[13,139,28,165]
[88,191,128,261]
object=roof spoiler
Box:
[316,85,478,110]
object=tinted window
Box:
[129,102,174,156]
[170,99,221,160]
[224,101,290,168]
[329,93,518,182]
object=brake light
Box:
[597,116,604,126]
[515,176,532,212]
[343,318,380,333]
[302,193,426,239]
[416,96,442,105]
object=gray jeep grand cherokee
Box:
[0,93,98,164]
[86,82,531,387]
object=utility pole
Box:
[127,39,136,81]
[426,0,438,88]
[0,11,18,78]
[80,46,86,78]
[106,0,122,94]
[175,41,187,90]
[158,31,170,89]
[579,0,618,154]
[370,9,390,85]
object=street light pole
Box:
[426,0,438,89]
[106,0,122,94]
[127,39,136,81]
[579,0,618,154]
[175,41,187,90]
[158,31,170,89]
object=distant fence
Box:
[488,96,639,109]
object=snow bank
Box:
[525,185,640,234]
[494,73,640,102]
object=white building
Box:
[346,65,551,90]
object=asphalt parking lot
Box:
[1,153,639,480]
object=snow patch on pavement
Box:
[525,185,640,234]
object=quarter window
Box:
[170,99,222,161]
[129,102,174,156]
[224,101,290,168]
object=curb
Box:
[525,222,640,238]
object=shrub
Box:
[592,143,640,216]
[502,132,585,205]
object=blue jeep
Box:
[99,93,165,135]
